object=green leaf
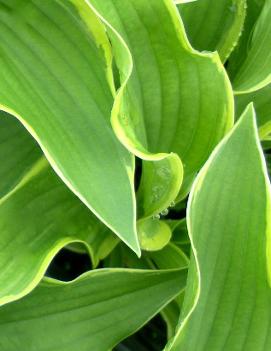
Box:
[103,244,125,268]
[166,104,271,350]
[0,0,139,253]
[137,156,183,219]
[265,153,271,177]
[178,0,246,62]
[235,83,271,140]
[0,111,41,197]
[232,0,271,93]
[137,218,172,252]
[227,0,264,78]
[108,239,188,338]
[161,300,182,340]
[147,242,189,269]
[147,243,188,341]
[175,0,198,4]
[170,218,190,245]
[168,218,191,256]
[0,268,187,351]
[105,240,188,271]
[67,223,119,268]
[87,0,233,206]
[0,158,120,305]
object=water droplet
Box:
[169,201,175,208]
[152,214,160,220]
[161,208,169,216]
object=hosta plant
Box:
[0,0,271,350]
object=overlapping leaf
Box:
[75,0,233,253]
[0,154,120,305]
[231,0,271,93]
[1,1,270,350]
[169,218,191,255]
[103,239,188,271]
[235,83,271,140]
[166,105,271,350]
[227,0,264,78]
[178,0,246,62]
[148,241,188,340]
[0,0,139,253]
[99,237,189,343]
[148,242,189,269]
[0,268,187,351]
[86,0,233,204]
[0,111,41,197]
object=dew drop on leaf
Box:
[152,214,160,220]
[160,208,169,216]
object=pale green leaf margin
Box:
[165,103,271,350]
[0,1,140,253]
